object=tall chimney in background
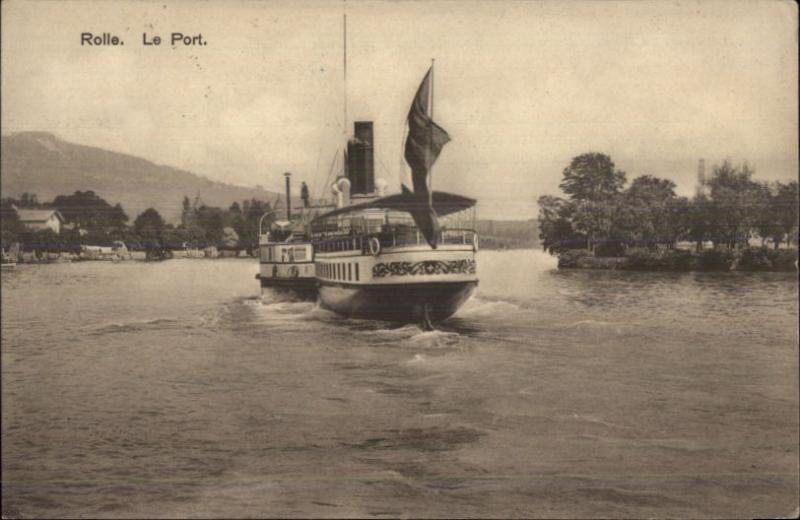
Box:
[695,159,706,197]
[284,172,292,221]
[346,121,374,195]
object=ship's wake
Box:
[237,292,538,348]
[456,296,523,318]
[363,324,463,348]
[86,317,188,335]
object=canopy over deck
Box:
[311,191,476,223]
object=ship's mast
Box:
[343,12,347,140]
[342,10,348,178]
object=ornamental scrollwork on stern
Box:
[372,259,476,278]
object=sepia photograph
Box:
[1,0,798,518]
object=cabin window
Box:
[347,263,352,281]
[355,263,359,281]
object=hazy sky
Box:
[2,0,797,219]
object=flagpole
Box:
[428,58,434,210]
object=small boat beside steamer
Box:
[255,173,316,299]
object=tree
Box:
[537,195,583,253]
[687,194,714,252]
[19,229,63,254]
[238,199,272,250]
[300,182,310,208]
[181,195,194,228]
[663,196,691,248]
[559,153,626,202]
[0,202,23,249]
[626,175,676,203]
[51,190,126,231]
[134,208,166,249]
[571,197,625,254]
[774,181,799,248]
[195,205,225,244]
[108,203,129,230]
[18,192,39,208]
[706,161,765,248]
[624,175,678,247]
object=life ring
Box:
[369,237,381,256]
[473,234,479,253]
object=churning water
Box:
[2,251,798,518]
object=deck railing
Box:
[315,228,477,254]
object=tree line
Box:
[0,190,278,253]
[538,153,798,256]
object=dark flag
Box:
[403,66,450,247]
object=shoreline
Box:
[556,246,798,272]
[1,245,540,266]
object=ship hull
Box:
[258,275,318,300]
[318,280,477,322]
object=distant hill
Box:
[0,132,284,223]
[475,219,540,249]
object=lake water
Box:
[2,250,798,518]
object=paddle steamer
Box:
[311,67,479,328]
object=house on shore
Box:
[15,207,65,234]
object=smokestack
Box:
[695,159,706,197]
[284,172,292,221]
[697,158,706,185]
[346,121,374,195]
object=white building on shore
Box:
[15,207,65,234]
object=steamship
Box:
[310,67,478,328]
[256,173,317,299]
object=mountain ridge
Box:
[1,132,283,223]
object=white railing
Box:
[315,228,477,253]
